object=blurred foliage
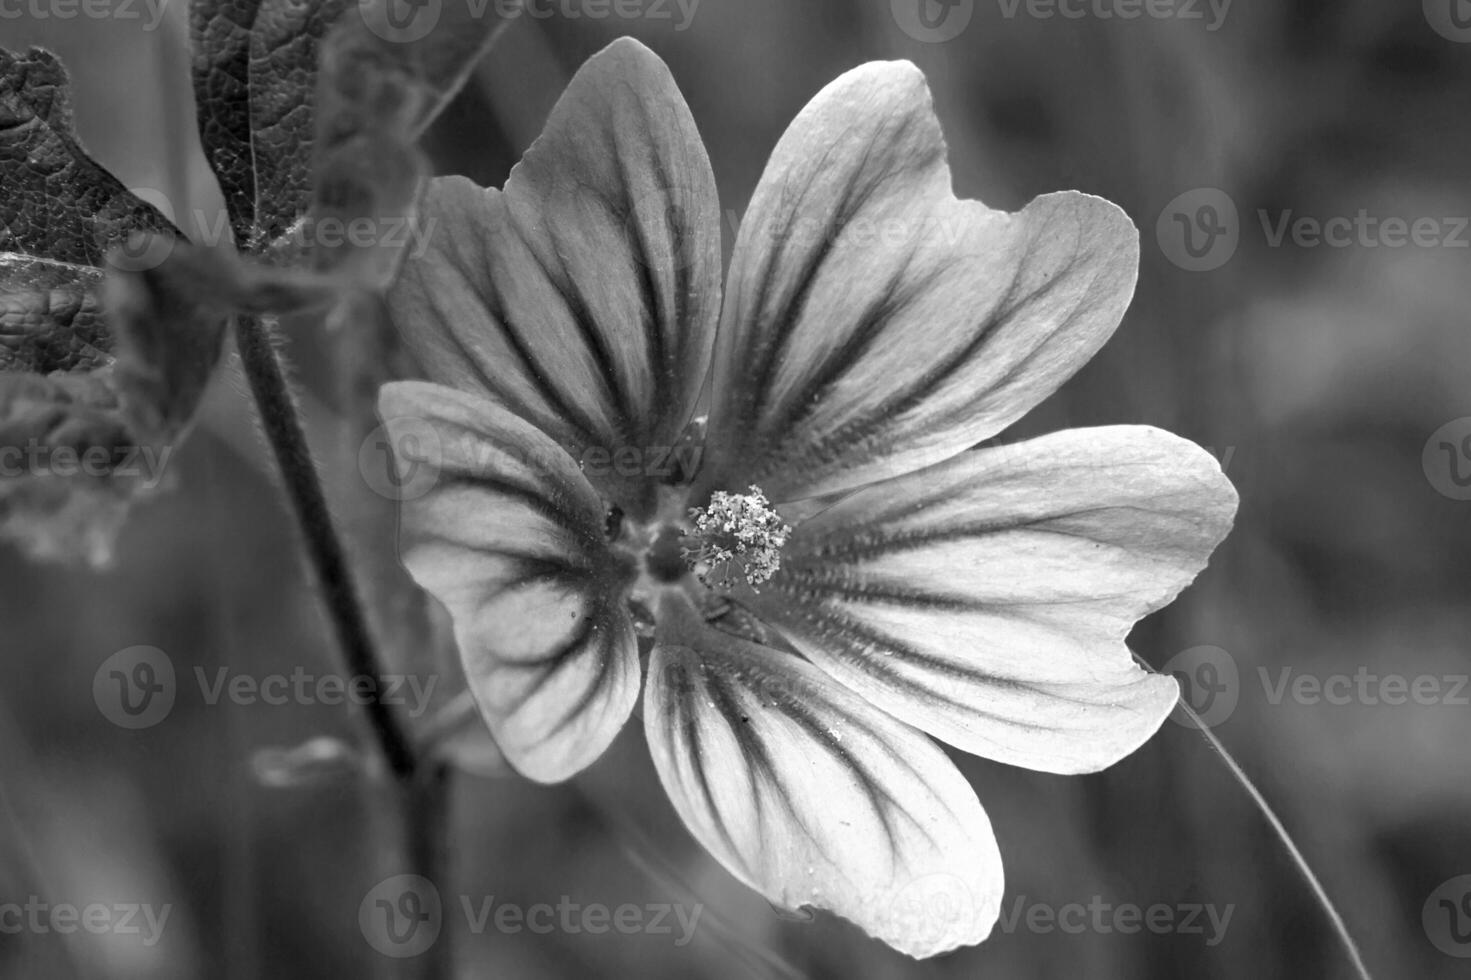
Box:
[3,0,1470,977]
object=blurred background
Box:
[3,0,1470,977]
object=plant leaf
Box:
[190,0,520,264]
[0,48,177,270]
[0,255,108,373]
[189,0,354,251]
[0,47,179,367]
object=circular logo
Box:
[358,0,443,44]
[93,646,176,730]
[1162,645,1239,729]
[886,872,980,952]
[1156,188,1239,272]
[1422,418,1471,501]
[1424,875,1471,957]
[360,874,442,958]
[891,0,975,43]
[1425,0,1471,43]
[360,416,444,502]
[94,189,178,273]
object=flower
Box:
[377,38,1237,958]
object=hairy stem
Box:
[234,313,417,778]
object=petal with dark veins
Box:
[386,38,722,516]
[744,427,1237,774]
[379,380,639,783]
[645,594,1004,958]
[701,60,1138,504]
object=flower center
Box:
[680,485,791,591]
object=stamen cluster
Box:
[681,486,791,590]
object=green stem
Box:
[234,313,416,778]
[1173,696,1374,980]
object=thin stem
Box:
[1173,697,1374,980]
[234,313,417,779]
[403,761,454,980]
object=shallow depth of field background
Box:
[2,1,1469,977]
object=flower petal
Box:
[378,381,639,783]
[745,426,1237,774]
[700,61,1138,503]
[387,38,722,515]
[644,594,1003,958]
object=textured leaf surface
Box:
[189,0,353,250]
[0,48,178,367]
